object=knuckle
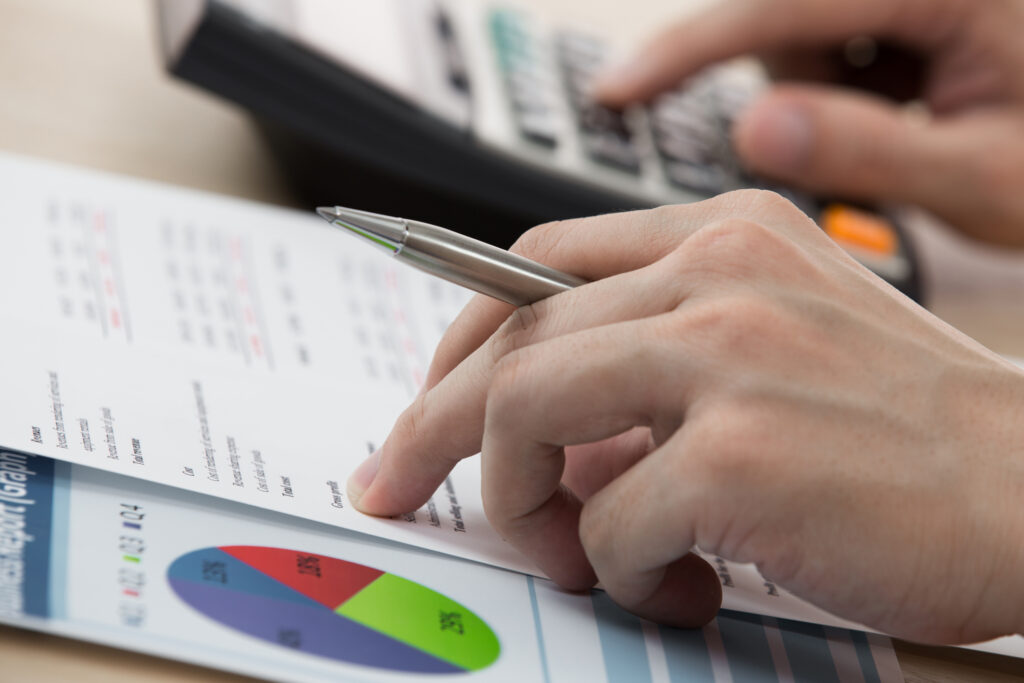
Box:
[695,217,779,253]
[719,188,805,221]
[688,408,769,486]
[486,349,530,413]
[389,394,430,451]
[489,303,542,364]
[510,220,572,262]
[672,218,787,280]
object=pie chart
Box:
[167,546,501,674]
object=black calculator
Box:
[157,0,920,301]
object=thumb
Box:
[733,85,940,205]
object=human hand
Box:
[593,0,1024,247]
[347,191,1024,643]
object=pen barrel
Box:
[402,223,586,306]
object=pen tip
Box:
[316,206,339,223]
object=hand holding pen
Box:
[319,193,1024,644]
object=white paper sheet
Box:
[0,152,1017,661]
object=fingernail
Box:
[347,448,381,506]
[737,101,813,174]
[590,56,643,99]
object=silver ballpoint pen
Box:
[316,206,586,306]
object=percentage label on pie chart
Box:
[168,546,501,674]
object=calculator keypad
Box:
[486,9,825,209]
[483,7,913,299]
[488,9,757,185]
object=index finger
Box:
[594,0,966,106]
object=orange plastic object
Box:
[822,204,898,255]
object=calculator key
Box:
[579,104,631,138]
[517,110,560,147]
[821,204,899,256]
[555,31,641,173]
[435,10,469,93]
[578,116,641,172]
[490,9,559,148]
[663,161,732,194]
[649,85,733,192]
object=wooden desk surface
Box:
[1,0,1023,681]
